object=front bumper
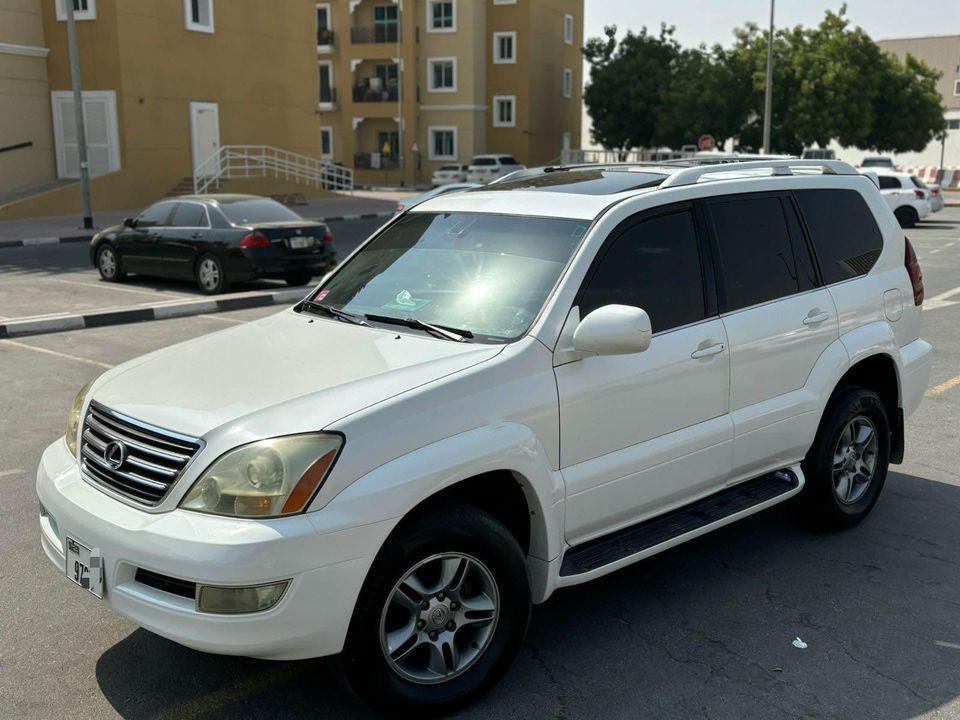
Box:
[36,439,389,660]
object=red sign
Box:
[698,134,716,151]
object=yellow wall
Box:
[0,0,56,194]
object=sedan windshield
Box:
[220,199,303,225]
[310,212,589,341]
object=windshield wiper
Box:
[301,301,369,326]
[365,314,472,342]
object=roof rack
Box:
[659,159,859,189]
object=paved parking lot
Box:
[2,210,960,719]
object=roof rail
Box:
[659,159,859,189]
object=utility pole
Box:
[65,0,94,229]
[762,0,775,155]
[396,7,404,188]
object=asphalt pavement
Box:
[1,210,959,719]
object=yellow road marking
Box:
[926,375,960,397]
[0,339,113,369]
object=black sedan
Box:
[90,195,337,294]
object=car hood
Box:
[91,309,503,438]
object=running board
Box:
[559,468,802,578]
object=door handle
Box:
[149,234,160,242]
[191,232,204,239]
[803,311,830,326]
[691,343,725,359]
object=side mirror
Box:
[573,304,652,356]
[122,217,136,228]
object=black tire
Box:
[284,271,314,287]
[343,504,531,717]
[895,206,918,228]
[96,244,126,282]
[800,386,891,529]
[195,253,229,295]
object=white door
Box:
[51,91,121,178]
[703,192,839,478]
[190,102,220,176]
[556,205,733,544]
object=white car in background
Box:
[912,176,944,213]
[431,164,470,186]
[466,154,525,183]
[394,183,482,214]
[864,171,932,228]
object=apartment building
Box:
[1,0,324,218]
[317,0,583,186]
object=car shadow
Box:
[95,470,960,719]
[915,220,956,229]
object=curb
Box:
[0,233,93,249]
[0,287,308,339]
[315,211,394,223]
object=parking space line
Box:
[0,339,113,369]
[52,277,185,299]
[926,375,960,398]
[936,640,960,651]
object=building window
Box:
[562,68,573,98]
[428,127,458,160]
[321,127,333,157]
[55,0,96,21]
[427,57,457,92]
[373,5,399,43]
[564,14,574,44]
[493,95,516,127]
[316,3,332,46]
[493,32,516,64]
[318,62,334,104]
[948,118,960,130]
[493,0,517,4]
[378,131,400,159]
[185,0,214,33]
[427,0,456,33]
[955,79,960,96]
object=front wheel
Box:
[96,245,126,282]
[343,505,530,716]
[195,253,229,295]
[800,387,891,529]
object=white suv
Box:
[37,160,932,716]
[466,154,525,183]
[865,170,933,227]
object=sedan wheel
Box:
[196,254,228,295]
[96,245,125,282]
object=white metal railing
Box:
[193,145,354,194]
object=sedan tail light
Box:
[323,229,334,244]
[239,231,271,249]
[914,189,926,200]
[931,188,940,196]
[904,238,924,306]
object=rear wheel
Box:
[284,271,313,287]
[895,206,918,228]
[343,505,530,716]
[96,245,125,282]
[800,387,891,529]
[196,253,228,294]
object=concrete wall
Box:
[0,0,55,194]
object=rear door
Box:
[703,192,839,479]
[877,175,907,211]
[163,201,211,279]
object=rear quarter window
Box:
[878,176,901,190]
[795,189,883,284]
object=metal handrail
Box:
[659,159,859,189]
[193,145,353,194]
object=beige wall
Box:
[878,35,960,111]
[0,0,55,195]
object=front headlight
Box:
[65,378,96,456]
[180,434,343,518]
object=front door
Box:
[119,201,176,276]
[556,205,733,545]
[190,101,220,177]
[162,201,211,279]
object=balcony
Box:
[317,28,335,50]
[353,84,399,103]
[350,25,399,44]
[355,152,400,170]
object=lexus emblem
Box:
[103,440,127,470]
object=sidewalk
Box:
[0,192,401,247]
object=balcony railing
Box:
[319,87,337,105]
[354,152,400,170]
[317,28,335,47]
[350,25,399,44]
[353,84,399,103]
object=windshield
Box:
[220,199,302,225]
[471,158,497,166]
[861,158,892,167]
[310,212,589,342]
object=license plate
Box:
[287,236,314,249]
[65,536,103,598]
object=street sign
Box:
[698,134,716,151]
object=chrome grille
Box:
[79,402,203,506]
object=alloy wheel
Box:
[379,553,500,685]
[99,248,117,278]
[832,415,878,505]
[198,257,220,291]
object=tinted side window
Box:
[171,203,208,227]
[579,209,706,333]
[709,196,799,312]
[500,156,518,165]
[878,176,901,190]
[795,189,883,284]
[136,202,174,228]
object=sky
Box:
[584,0,960,49]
